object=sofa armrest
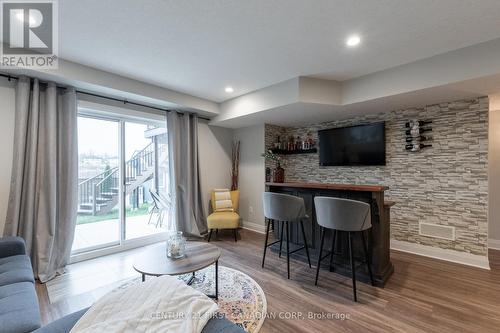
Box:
[0,236,27,258]
[202,316,246,333]
[32,308,88,333]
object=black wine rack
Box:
[405,120,433,152]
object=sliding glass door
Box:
[73,116,121,252]
[124,121,170,240]
[72,112,169,255]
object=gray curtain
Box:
[167,112,206,237]
[4,77,78,283]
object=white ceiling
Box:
[215,84,486,128]
[58,0,500,102]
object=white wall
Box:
[0,79,16,235]
[233,125,266,232]
[489,94,500,248]
[215,78,300,123]
[3,57,219,116]
[197,121,234,218]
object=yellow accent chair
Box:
[207,190,240,242]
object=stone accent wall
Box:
[265,97,489,255]
[264,124,287,171]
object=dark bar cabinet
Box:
[265,182,394,286]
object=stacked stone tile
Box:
[265,97,488,255]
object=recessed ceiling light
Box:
[346,35,361,47]
[225,86,234,93]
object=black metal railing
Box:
[77,142,155,215]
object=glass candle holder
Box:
[166,231,186,259]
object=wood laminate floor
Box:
[36,229,500,333]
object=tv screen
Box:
[318,122,386,166]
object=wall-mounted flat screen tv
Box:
[318,122,386,166]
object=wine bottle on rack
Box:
[274,136,281,149]
[405,120,432,128]
[405,135,432,143]
[405,127,432,136]
[405,143,432,151]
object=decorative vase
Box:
[265,167,271,182]
[274,163,285,183]
[166,231,186,259]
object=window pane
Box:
[124,121,170,240]
[72,116,120,252]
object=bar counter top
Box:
[265,182,389,192]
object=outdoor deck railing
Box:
[78,142,155,215]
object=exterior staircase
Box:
[78,142,155,216]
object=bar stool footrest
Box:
[265,240,281,247]
[289,246,306,255]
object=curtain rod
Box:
[0,73,211,121]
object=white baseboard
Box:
[391,239,490,270]
[489,238,500,250]
[241,220,266,234]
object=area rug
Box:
[116,266,267,333]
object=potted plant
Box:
[261,150,285,183]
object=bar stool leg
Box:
[361,230,375,286]
[329,230,337,272]
[315,227,326,286]
[285,221,291,279]
[300,220,311,268]
[348,231,357,302]
[279,221,284,258]
[207,229,213,242]
[262,219,271,268]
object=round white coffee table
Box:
[133,241,221,299]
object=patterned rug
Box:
[117,266,267,333]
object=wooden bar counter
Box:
[265,182,394,286]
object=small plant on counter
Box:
[261,150,282,167]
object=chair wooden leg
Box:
[348,231,357,302]
[361,230,374,286]
[233,229,238,242]
[207,229,213,242]
[286,221,290,279]
[300,220,311,268]
[262,219,271,268]
[279,221,284,258]
[329,230,337,272]
[315,227,325,286]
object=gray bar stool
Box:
[262,192,312,279]
[314,197,374,302]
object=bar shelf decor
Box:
[271,148,317,155]
[271,133,317,155]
